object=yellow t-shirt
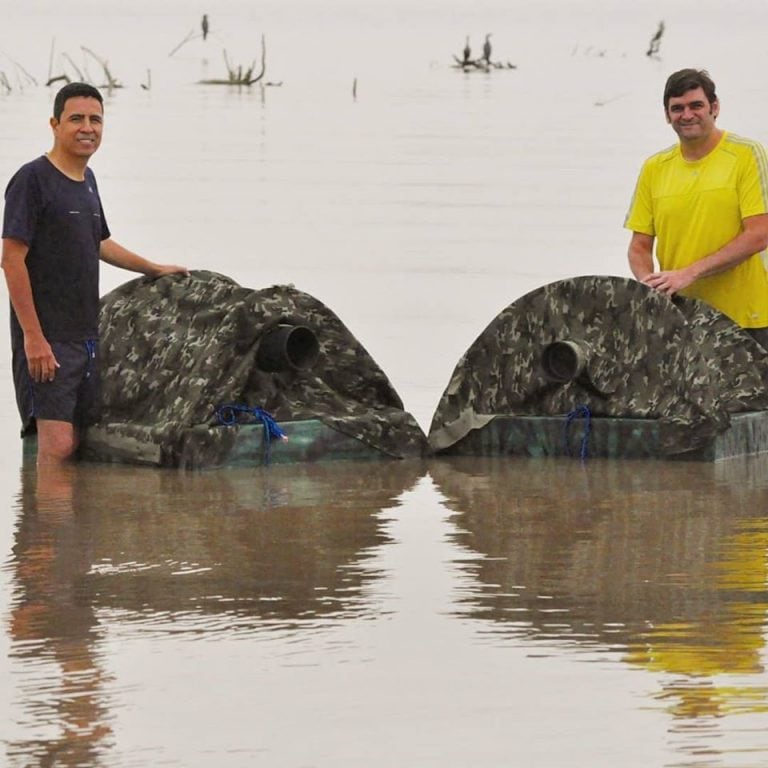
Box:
[624,131,768,327]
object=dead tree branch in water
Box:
[45,47,121,89]
[452,34,515,71]
[198,34,268,86]
[0,53,37,87]
[45,74,70,87]
[452,53,516,71]
[81,46,121,89]
[61,52,85,81]
[170,16,214,56]
[45,38,72,86]
[169,28,200,57]
[48,38,55,83]
[0,51,37,92]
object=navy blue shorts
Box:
[12,339,101,436]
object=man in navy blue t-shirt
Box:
[1,82,188,465]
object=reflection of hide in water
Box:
[431,456,768,718]
[7,460,422,764]
[65,461,423,625]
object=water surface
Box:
[2,1,768,766]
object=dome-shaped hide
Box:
[429,276,768,459]
[81,271,428,468]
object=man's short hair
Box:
[53,82,104,121]
[663,69,717,111]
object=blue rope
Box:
[84,339,97,379]
[215,404,287,463]
[564,405,591,460]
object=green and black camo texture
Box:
[89,270,428,467]
[429,276,768,455]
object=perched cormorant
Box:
[646,21,664,57]
[201,14,210,41]
[463,36,471,64]
[482,33,492,63]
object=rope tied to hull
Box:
[215,404,288,463]
[564,404,591,460]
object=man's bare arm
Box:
[627,231,656,281]
[99,238,188,278]
[1,238,58,381]
[643,213,768,296]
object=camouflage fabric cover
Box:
[429,276,768,456]
[85,270,427,467]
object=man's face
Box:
[665,86,719,143]
[50,96,104,160]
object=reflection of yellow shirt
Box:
[625,131,768,327]
[625,524,768,719]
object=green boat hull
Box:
[437,411,768,461]
[19,419,399,468]
[79,419,393,468]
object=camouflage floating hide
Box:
[429,276,768,458]
[82,270,427,468]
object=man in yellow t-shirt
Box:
[625,68,768,344]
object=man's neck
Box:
[45,149,89,181]
[680,128,724,161]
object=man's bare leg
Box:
[36,419,78,465]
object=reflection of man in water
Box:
[8,464,112,764]
[625,69,768,348]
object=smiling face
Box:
[665,86,719,145]
[50,95,104,162]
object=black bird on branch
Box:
[646,20,664,57]
[463,35,471,64]
[202,14,210,41]
[482,33,492,63]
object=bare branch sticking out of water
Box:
[452,52,516,71]
[48,38,55,82]
[450,33,517,70]
[61,52,85,82]
[169,29,200,58]
[45,74,70,87]
[81,47,122,89]
[0,51,37,91]
[198,34,267,86]
[0,53,38,86]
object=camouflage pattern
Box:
[82,270,427,467]
[428,276,768,456]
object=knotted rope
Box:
[215,404,288,463]
[564,404,591,460]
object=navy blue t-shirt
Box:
[2,155,110,348]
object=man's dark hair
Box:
[53,82,103,121]
[663,69,717,111]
